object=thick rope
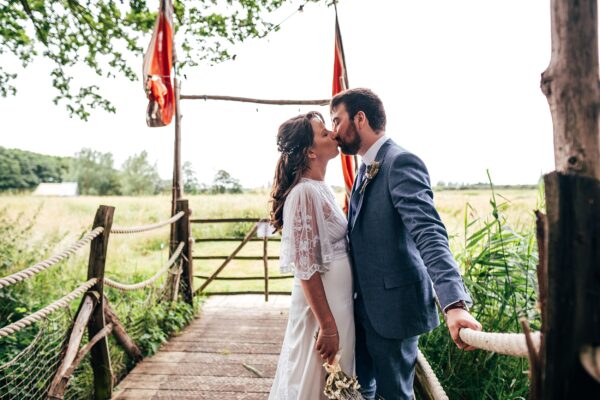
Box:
[459,328,541,357]
[104,242,185,291]
[0,227,105,290]
[110,211,185,234]
[0,279,98,338]
[417,349,449,400]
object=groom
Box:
[331,88,482,399]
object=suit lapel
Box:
[350,139,393,233]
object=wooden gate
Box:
[192,218,292,300]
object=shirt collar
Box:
[361,134,388,166]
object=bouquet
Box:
[323,353,364,400]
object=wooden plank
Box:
[118,375,272,391]
[129,362,276,378]
[144,352,279,364]
[194,275,292,281]
[115,389,267,400]
[194,237,280,242]
[160,341,282,354]
[191,218,265,223]
[114,295,289,399]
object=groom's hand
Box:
[446,309,482,351]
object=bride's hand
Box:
[316,328,339,365]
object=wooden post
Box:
[263,235,269,302]
[540,0,600,397]
[47,293,99,399]
[87,205,114,399]
[175,199,194,304]
[170,76,183,255]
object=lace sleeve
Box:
[279,182,333,280]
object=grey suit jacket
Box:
[349,139,472,340]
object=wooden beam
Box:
[541,0,600,179]
[180,94,329,106]
[540,0,600,397]
[541,173,600,398]
[104,299,142,362]
[47,292,98,399]
[194,274,293,281]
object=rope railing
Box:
[110,211,185,234]
[459,328,541,357]
[0,278,98,338]
[0,227,105,290]
[104,241,185,291]
[417,349,449,400]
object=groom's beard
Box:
[338,121,361,155]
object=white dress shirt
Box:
[361,134,389,166]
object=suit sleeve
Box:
[387,152,472,309]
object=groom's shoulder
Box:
[385,143,426,168]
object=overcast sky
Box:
[0,0,554,188]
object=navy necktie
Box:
[349,163,367,226]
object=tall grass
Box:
[419,179,541,399]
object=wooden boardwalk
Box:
[114,295,290,399]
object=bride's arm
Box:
[300,274,339,364]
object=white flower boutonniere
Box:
[359,161,381,194]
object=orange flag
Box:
[143,0,175,127]
[332,11,355,214]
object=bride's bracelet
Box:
[320,331,338,337]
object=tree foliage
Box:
[212,169,242,193]
[120,150,161,195]
[0,147,70,190]
[67,148,121,195]
[1,0,320,120]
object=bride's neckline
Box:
[301,177,325,183]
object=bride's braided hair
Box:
[270,111,323,231]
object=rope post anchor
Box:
[87,205,115,399]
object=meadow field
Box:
[0,188,539,294]
[0,187,541,399]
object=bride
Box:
[269,111,355,399]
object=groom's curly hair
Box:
[270,111,323,231]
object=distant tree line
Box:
[434,181,538,190]
[0,147,244,195]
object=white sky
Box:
[0,0,554,188]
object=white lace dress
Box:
[269,178,355,400]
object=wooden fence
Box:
[191,218,292,301]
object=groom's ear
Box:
[355,111,367,129]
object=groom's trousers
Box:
[355,294,419,400]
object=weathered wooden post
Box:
[539,0,600,397]
[86,205,115,399]
[263,234,269,302]
[176,199,194,304]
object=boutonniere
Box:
[359,161,380,194]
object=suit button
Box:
[353,292,358,300]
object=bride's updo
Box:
[270,111,324,231]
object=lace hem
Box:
[280,262,330,280]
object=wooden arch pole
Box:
[538,0,600,398]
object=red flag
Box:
[332,11,355,214]
[143,0,175,127]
